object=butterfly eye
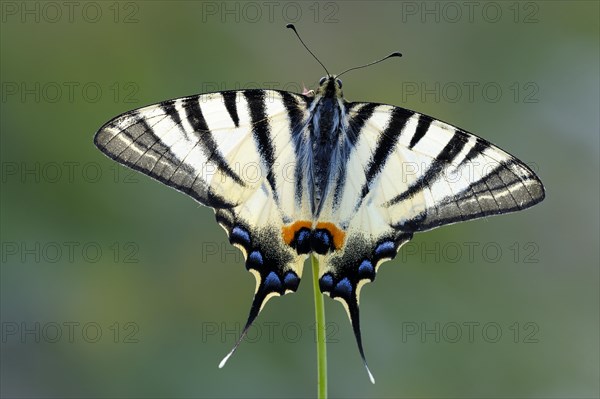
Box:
[319,77,327,85]
[336,78,343,88]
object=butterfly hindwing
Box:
[215,192,308,367]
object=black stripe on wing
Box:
[457,137,491,167]
[160,102,183,128]
[182,97,246,186]
[347,102,378,147]
[332,103,379,209]
[222,91,240,128]
[408,115,432,149]
[386,130,468,206]
[245,91,279,202]
[358,107,413,201]
[94,110,235,208]
[392,159,545,232]
[281,91,311,205]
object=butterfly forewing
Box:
[95,91,303,209]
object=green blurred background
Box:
[1,1,598,398]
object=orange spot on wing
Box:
[316,222,346,250]
[282,221,312,245]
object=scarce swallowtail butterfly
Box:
[94,25,545,383]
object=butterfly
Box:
[94,25,544,383]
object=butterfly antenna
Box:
[286,24,330,76]
[336,52,402,78]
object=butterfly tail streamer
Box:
[218,289,267,368]
[219,268,289,368]
[346,298,376,384]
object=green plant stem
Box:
[311,254,327,399]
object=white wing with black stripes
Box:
[94,89,314,365]
[95,90,298,209]
[94,76,544,383]
[315,98,544,381]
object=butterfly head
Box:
[316,76,343,99]
[286,24,400,102]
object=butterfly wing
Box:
[332,103,545,230]
[317,102,545,379]
[94,89,313,363]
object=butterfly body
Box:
[95,72,544,380]
[292,76,346,218]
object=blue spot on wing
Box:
[319,274,334,292]
[358,260,374,278]
[294,229,311,254]
[264,271,282,291]
[297,229,311,244]
[334,277,353,298]
[231,226,251,246]
[248,250,263,267]
[313,230,330,246]
[312,230,332,254]
[375,241,395,258]
[283,272,300,291]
